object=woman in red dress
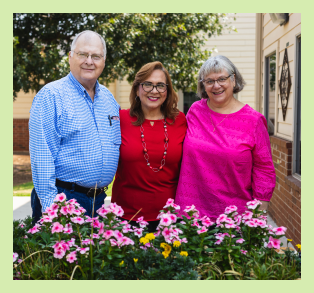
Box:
[111,61,187,232]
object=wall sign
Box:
[279,48,291,121]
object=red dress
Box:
[112,109,187,221]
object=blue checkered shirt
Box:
[29,72,121,212]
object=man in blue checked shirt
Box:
[29,30,121,224]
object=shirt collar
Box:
[68,72,100,97]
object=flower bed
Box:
[13,196,301,280]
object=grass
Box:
[13,181,113,197]
[13,181,34,192]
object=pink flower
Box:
[246,220,258,228]
[55,193,66,202]
[63,223,73,234]
[257,220,267,228]
[77,247,90,254]
[18,259,23,263]
[236,238,245,244]
[54,250,65,259]
[82,239,94,246]
[163,198,175,208]
[168,213,177,223]
[234,215,242,225]
[162,227,172,238]
[225,205,237,214]
[246,199,262,210]
[66,252,77,263]
[159,214,172,226]
[67,238,76,247]
[272,226,287,236]
[266,236,281,249]
[172,203,180,210]
[72,209,82,216]
[51,222,64,234]
[13,252,18,262]
[47,210,58,219]
[113,230,124,240]
[103,230,114,240]
[201,217,214,227]
[181,238,188,243]
[154,230,161,237]
[28,225,40,234]
[51,203,59,211]
[133,228,144,238]
[71,217,85,225]
[214,239,223,245]
[18,223,25,228]
[109,239,118,247]
[197,226,208,234]
[118,236,134,247]
[225,223,237,229]
[60,206,69,216]
[42,215,53,223]
[92,233,100,239]
[136,217,149,228]
[96,207,111,218]
[191,220,200,227]
[240,249,248,255]
[242,211,253,220]
[216,214,228,224]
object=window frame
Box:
[293,34,301,179]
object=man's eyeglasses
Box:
[201,75,231,87]
[74,51,104,61]
[140,82,168,93]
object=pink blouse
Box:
[175,99,276,220]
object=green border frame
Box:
[5,3,311,290]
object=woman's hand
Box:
[259,201,269,212]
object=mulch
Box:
[13,152,32,186]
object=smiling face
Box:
[69,33,106,89]
[204,69,235,106]
[137,69,168,117]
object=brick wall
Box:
[268,136,301,246]
[13,119,29,151]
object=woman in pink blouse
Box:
[175,55,276,220]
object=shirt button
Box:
[103,162,106,165]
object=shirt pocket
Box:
[111,119,121,146]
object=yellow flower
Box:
[180,251,188,257]
[296,244,301,250]
[173,241,181,248]
[145,233,155,241]
[119,260,124,266]
[133,258,138,263]
[139,237,149,245]
[162,251,170,259]
[287,239,293,242]
[160,242,167,249]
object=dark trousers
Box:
[31,186,107,225]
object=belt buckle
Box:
[87,188,103,197]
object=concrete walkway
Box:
[13,196,292,248]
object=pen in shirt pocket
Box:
[108,115,120,126]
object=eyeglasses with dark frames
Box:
[201,75,232,87]
[140,82,168,93]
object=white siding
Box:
[203,13,257,109]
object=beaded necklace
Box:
[140,119,168,172]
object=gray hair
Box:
[70,30,107,57]
[197,55,246,99]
